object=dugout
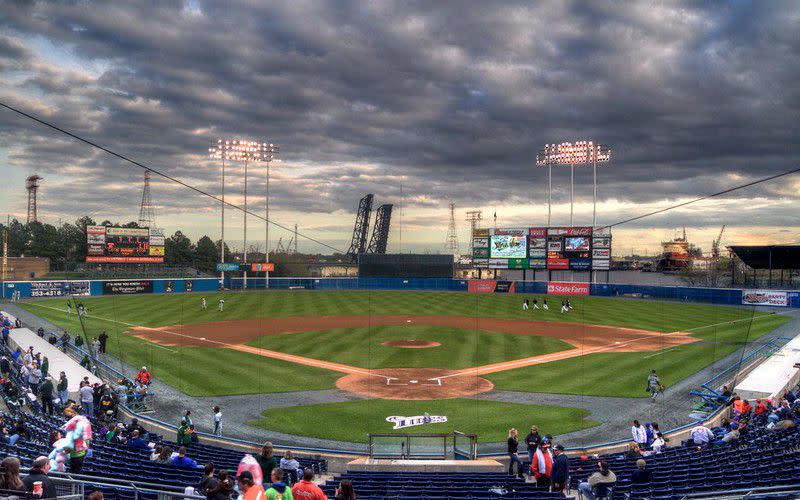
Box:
[358,253,454,278]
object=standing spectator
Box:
[631,459,652,484]
[60,332,70,352]
[177,421,192,447]
[0,457,25,494]
[80,382,95,416]
[40,356,49,380]
[183,410,194,428]
[39,377,54,415]
[333,480,355,500]
[524,425,542,464]
[213,406,223,436]
[631,420,647,448]
[578,460,617,500]
[22,456,58,499]
[265,469,293,500]
[550,444,569,495]
[1,355,11,379]
[57,372,69,405]
[172,447,198,468]
[292,469,327,500]
[136,366,152,386]
[531,439,553,487]
[237,471,265,500]
[256,442,279,481]
[98,331,108,354]
[506,428,523,478]
[90,338,100,357]
[199,462,219,500]
[28,362,42,394]
[1,325,9,345]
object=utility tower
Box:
[26,175,42,224]
[293,224,298,254]
[346,194,374,262]
[445,202,459,255]
[465,210,482,254]
[138,170,156,228]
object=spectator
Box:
[256,442,279,481]
[631,420,647,448]
[177,422,192,446]
[41,356,49,379]
[1,355,11,379]
[722,423,741,444]
[39,376,54,415]
[59,332,70,351]
[292,469,327,500]
[9,418,31,445]
[22,456,58,499]
[265,469,293,500]
[334,479,355,500]
[651,432,667,454]
[0,457,25,494]
[578,460,617,500]
[531,439,553,487]
[106,423,124,443]
[691,425,715,448]
[128,418,146,437]
[625,442,642,460]
[279,450,303,483]
[213,405,223,436]
[209,470,234,500]
[183,410,194,428]
[28,362,42,394]
[199,462,219,500]
[524,425,542,463]
[37,327,45,338]
[128,430,150,450]
[152,445,174,463]
[237,471,265,500]
[506,428,523,478]
[631,459,652,484]
[172,447,198,468]
[136,366,152,386]
[57,372,68,405]
[98,331,108,354]
[80,381,94,415]
[550,444,569,495]
[1,325,9,345]
[87,491,104,500]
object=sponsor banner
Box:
[473,237,489,248]
[529,248,547,258]
[547,258,569,270]
[86,256,163,263]
[386,415,447,430]
[30,281,68,298]
[489,261,508,269]
[592,237,611,249]
[548,227,593,236]
[593,227,611,236]
[86,225,106,235]
[102,280,153,295]
[69,281,91,296]
[529,258,547,269]
[547,240,563,252]
[472,259,489,268]
[468,280,497,293]
[742,290,788,307]
[149,246,165,256]
[529,227,547,237]
[87,244,105,256]
[87,233,105,245]
[528,238,547,249]
[592,248,610,258]
[105,227,149,237]
[569,258,592,271]
[547,281,590,296]
[564,236,591,252]
[251,263,275,272]
[472,228,489,237]
[216,262,241,272]
[592,259,610,270]
[494,281,516,293]
[473,248,490,258]
[492,228,526,236]
[507,258,529,270]
[149,235,165,246]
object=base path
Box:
[128,315,698,400]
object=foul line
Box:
[680,313,775,333]
[643,347,678,359]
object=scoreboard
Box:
[472,226,611,270]
[86,226,165,263]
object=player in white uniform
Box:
[532,298,540,310]
[218,298,224,312]
[201,297,207,310]
[542,299,549,310]
[522,299,529,311]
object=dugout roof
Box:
[728,245,800,270]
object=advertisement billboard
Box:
[468,280,497,293]
[569,258,592,270]
[86,225,163,263]
[548,227,593,236]
[473,248,490,258]
[86,256,164,263]
[490,235,527,258]
[547,258,569,270]
[473,237,488,248]
[29,281,89,297]
[547,281,590,295]
[592,259,610,270]
[742,290,788,307]
[250,263,275,272]
[102,280,153,295]
[216,263,241,272]
[592,248,610,258]
[564,236,591,252]
[529,258,547,269]
[529,248,547,258]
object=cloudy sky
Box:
[1,0,799,255]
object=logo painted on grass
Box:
[386,414,447,430]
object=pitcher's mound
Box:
[336,368,493,400]
[381,339,441,349]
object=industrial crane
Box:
[711,225,726,259]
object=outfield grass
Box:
[247,398,597,443]
[248,325,573,369]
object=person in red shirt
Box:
[135,366,152,386]
[292,469,327,500]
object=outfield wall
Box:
[3,276,800,307]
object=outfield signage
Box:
[216,263,241,272]
[742,290,788,307]
[102,280,153,295]
[250,263,275,272]
[30,281,90,298]
[386,414,447,430]
[468,280,498,293]
[547,281,590,296]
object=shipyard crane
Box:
[711,225,726,259]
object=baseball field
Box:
[18,290,790,443]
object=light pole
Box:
[210,139,277,290]
[536,141,611,227]
[262,144,279,289]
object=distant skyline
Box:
[1,1,799,256]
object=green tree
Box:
[194,235,219,273]
[165,231,194,265]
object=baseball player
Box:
[647,370,663,399]
[532,298,539,310]
[522,299,529,311]
[542,299,549,310]
[560,300,568,314]
[66,299,72,315]
[218,298,225,312]
[201,297,207,310]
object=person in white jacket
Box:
[691,425,715,447]
[631,420,647,447]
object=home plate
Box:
[406,320,412,323]
[410,380,418,384]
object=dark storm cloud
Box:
[0,0,799,242]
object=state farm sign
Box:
[546,281,590,296]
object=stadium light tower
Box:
[262,143,279,290]
[210,139,277,289]
[536,141,611,227]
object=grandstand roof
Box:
[728,245,800,269]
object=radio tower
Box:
[138,170,156,228]
[465,210,482,254]
[445,202,459,255]
[26,175,42,223]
